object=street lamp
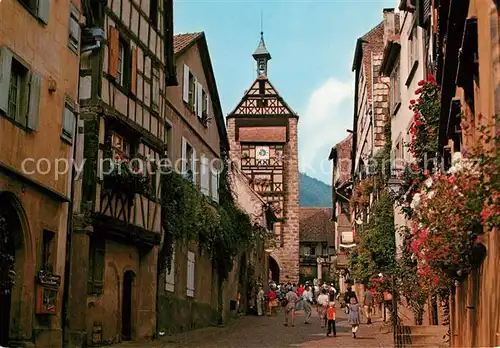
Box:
[387,177,404,198]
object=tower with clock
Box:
[226,32,300,283]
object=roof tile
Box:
[239,127,287,143]
[173,32,202,54]
[299,208,335,243]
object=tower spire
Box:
[252,31,271,77]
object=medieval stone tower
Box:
[226,32,300,283]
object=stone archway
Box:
[268,256,280,283]
[0,191,32,346]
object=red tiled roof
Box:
[299,208,335,244]
[173,32,202,54]
[335,135,353,186]
[239,127,287,143]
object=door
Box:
[121,270,135,341]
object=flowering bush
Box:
[369,273,393,303]
[351,178,374,208]
[408,75,441,163]
[104,155,149,195]
[408,133,499,288]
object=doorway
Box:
[0,196,20,346]
[121,270,135,341]
[268,256,280,283]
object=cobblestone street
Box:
[119,306,393,348]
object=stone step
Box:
[407,325,448,336]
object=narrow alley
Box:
[119,309,392,348]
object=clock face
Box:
[255,146,270,160]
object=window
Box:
[188,72,195,110]
[88,236,105,295]
[340,201,350,216]
[201,89,207,115]
[303,245,311,255]
[181,137,196,183]
[310,246,316,256]
[68,4,80,53]
[165,250,175,292]
[164,122,172,157]
[407,21,419,84]
[111,132,131,158]
[41,230,55,273]
[200,155,210,196]
[62,104,76,142]
[8,59,26,123]
[186,251,195,297]
[0,47,42,131]
[150,0,159,28]
[18,0,50,23]
[152,65,160,110]
[117,41,125,86]
[390,59,401,114]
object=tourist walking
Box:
[302,286,313,324]
[348,297,361,338]
[283,287,299,327]
[326,295,337,337]
[363,287,373,324]
[257,285,265,316]
[316,288,329,328]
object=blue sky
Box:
[174,0,397,184]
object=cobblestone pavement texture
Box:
[116,304,394,348]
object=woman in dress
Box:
[348,297,361,338]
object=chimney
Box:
[383,8,396,47]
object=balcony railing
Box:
[299,254,330,264]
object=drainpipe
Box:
[370,51,376,159]
[62,109,79,348]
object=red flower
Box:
[418,80,426,86]
[427,73,435,82]
[123,159,129,164]
[415,87,423,94]
[481,207,492,222]
[114,154,121,160]
[410,99,416,104]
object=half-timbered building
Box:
[0,1,81,347]
[66,0,175,346]
[226,33,300,283]
[156,32,229,334]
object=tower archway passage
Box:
[269,256,280,283]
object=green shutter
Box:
[38,0,50,24]
[0,47,13,115]
[27,72,42,131]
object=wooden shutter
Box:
[182,64,189,102]
[187,251,195,297]
[211,170,219,202]
[38,0,50,24]
[205,94,210,119]
[108,26,119,79]
[130,47,137,94]
[197,82,203,118]
[200,155,209,195]
[191,148,197,184]
[0,47,13,114]
[165,250,175,292]
[181,137,187,174]
[27,72,42,131]
[193,77,198,114]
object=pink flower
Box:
[137,170,143,175]
[123,159,129,164]
[114,154,121,160]
[448,175,456,185]
[481,207,492,222]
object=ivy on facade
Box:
[0,215,14,295]
[159,156,272,282]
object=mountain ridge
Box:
[299,172,332,207]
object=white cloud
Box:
[298,78,353,179]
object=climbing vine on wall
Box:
[0,216,14,295]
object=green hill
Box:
[299,172,332,207]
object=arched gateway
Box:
[0,192,31,346]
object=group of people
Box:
[256,281,369,338]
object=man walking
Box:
[302,286,313,324]
[363,287,373,324]
[284,287,299,327]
